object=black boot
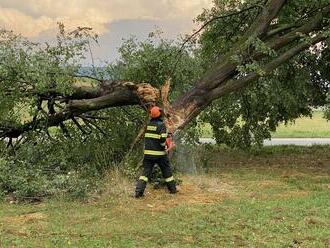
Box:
[166,181,177,194]
[135,180,147,198]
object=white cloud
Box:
[0,7,53,37]
[0,0,212,37]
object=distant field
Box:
[1,145,329,247]
[272,112,330,138]
[200,111,330,138]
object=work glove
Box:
[165,136,176,152]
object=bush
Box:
[0,135,118,201]
[0,153,101,201]
[0,107,145,201]
[0,157,48,200]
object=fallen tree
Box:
[1,0,329,141]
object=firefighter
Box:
[135,106,177,198]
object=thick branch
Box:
[266,6,330,50]
[67,81,159,112]
[168,33,326,131]
[266,23,300,37]
[1,82,160,138]
[208,34,326,101]
[246,0,287,38]
[173,6,329,112]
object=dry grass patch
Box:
[3,212,46,225]
[276,190,310,200]
[1,212,47,237]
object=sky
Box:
[0,0,213,64]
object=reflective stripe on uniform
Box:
[165,176,174,182]
[144,150,166,156]
[145,133,160,139]
[146,125,157,131]
[160,133,168,138]
[139,176,148,182]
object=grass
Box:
[1,145,330,247]
[200,111,330,138]
[272,112,330,138]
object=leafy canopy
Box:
[0,1,329,149]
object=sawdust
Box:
[133,176,234,212]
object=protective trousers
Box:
[135,156,177,197]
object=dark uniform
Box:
[135,117,177,197]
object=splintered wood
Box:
[135,83,160,105]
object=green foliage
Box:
[320,48,330,120]
[193,1,329,148]
[200,59,325,148]
[106,33,202,99]
[0,106,144,201]
[0,141,97,201]
[325,94,330,120]
[0,24,95,125]
[0,24,149,201]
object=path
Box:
[199,138,330,146]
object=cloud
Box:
[0,0,212,37]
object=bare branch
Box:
[79,114,112,120]
[80,117,107,136]
[59,122,71,138]
[73,74,103,83]
[71,117,87,134]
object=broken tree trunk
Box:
[1,0,329,139]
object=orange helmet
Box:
[149,106,161,119]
